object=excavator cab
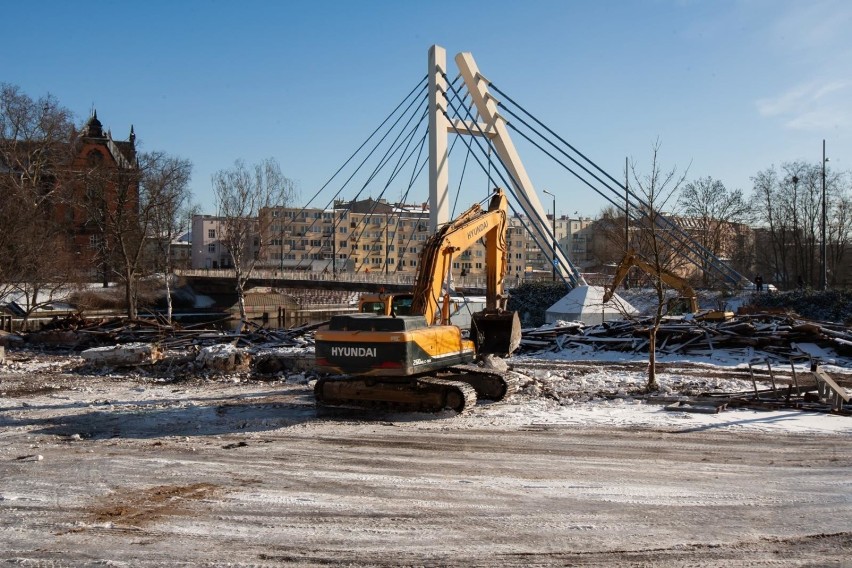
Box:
[359,294,414,316]
[471,310,522,357]
[666,296,697,316]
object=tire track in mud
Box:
[86,482,222,527]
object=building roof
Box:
[80,110,136,167]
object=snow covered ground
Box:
[1,342,851,566]
[2,339,849,436]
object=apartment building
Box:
[190,215,260,270]
[258,198,436,274]
[191,216,227,269]
[193,199,595,280]
[506,215,596,280]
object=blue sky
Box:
[3,0,850,218]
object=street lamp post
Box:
[385,212,389,275]
[543,190,557,281]
[332,208,337,275]
[821,140,828,291]
[279,217,284,271]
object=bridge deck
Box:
[177,269,488,295]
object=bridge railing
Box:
[176,268,490,290]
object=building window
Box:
[208,229,215,238]
[208,244,216,253]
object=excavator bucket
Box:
[471,310,522,357]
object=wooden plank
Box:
[664,401,728,413]
[814,368,850,403]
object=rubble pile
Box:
[518,313,852,363]
[19,314,321,352]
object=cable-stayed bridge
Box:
[197,45,751,294]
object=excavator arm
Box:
[411,189,510,325]
[603,249,698,312]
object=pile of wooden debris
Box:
[518,313,852,362]
[10,314,322,352]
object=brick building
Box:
[63,112,139,272]
[1,109,138,279]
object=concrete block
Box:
[196,343,251,373]
[82,342,163,367]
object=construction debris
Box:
[11,314,323,352]
[1,309,848,415]
[518,311,851,416]
[518,312,852,364]
[81,343,163,367]
[196,343,251,373]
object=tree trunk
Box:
[234,268,247,334]
[125,267,137,319]
[647,327,658,392]
[165,273,173,323]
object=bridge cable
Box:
[291,87,428,270]
[443,74,581,288]
[490,81,748,286]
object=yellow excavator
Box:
[313,188,522,413]
[603,249,733,320]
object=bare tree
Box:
[212,158,297,327]
[750,167,790,286]
[677,177,750,286]
[589,205,629,267]
[0,83,81,323]
[77,147,145,317]
[750,162,848,288]
[142,152,194,323]
[826,188,852,286]
[629,141,687,391]
[79,148,197,319]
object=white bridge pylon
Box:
[428,45,584,286]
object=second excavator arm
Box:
[603,249,697,306]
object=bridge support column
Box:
[428,45,450,233]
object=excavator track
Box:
[314,376,477,414]
[440,366,519,402]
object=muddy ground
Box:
[1,352,850,566]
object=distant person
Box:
[754,274,763,292]
[797,275,804,290]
